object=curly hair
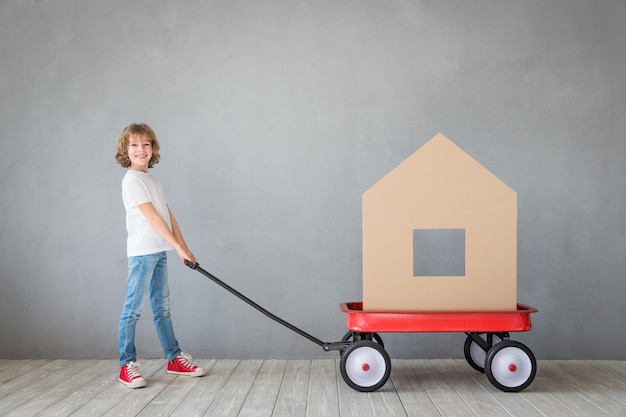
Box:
[115,123,161,168]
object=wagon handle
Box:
[185,260,335,350]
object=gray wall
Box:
[1,0,625,360]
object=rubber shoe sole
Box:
[166,368,207,377]
[119,377,147,388]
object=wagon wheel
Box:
[485,340,537,392]
[340,340,391,392]
[463,333,504,373]
[341,331,384,347]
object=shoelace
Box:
[177,353,195,368]
[126,361,142,378]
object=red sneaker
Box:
[119,361,147,388]
[167,353,207,377]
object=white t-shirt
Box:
[122,170,175,257]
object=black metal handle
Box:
[185,260,327,349]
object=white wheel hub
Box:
[345,346,387,388]
[490,346,533,387]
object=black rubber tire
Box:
[485,340,537,392]
[463,333,504,373]
[339,340,391,392]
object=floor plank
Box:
[169,359,240,417]
[272,359,310,417]
[27,360,115,417]
[306,359,340,417]
[0,360,94,415]
[0,360,77,407]
[541,361,625,416]
[70,359,165,417]
[527,361,612,417]
[589,361,626,393]
[390,360,441,417]
[410,359,478,417]
[135,359,216,417]
[451,359,545,417]
[0,359,624,416]
[201,359,263,417]
[432,359,507,417]
[368,376,408,417]
[238,359,287,417]
[0,360,47,386]
[100,360,180,417]
[336,363,374,417]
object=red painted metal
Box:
[339,302,538,333]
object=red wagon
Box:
[186,262,538,393]
[338,302,538,392]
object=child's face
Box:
[127,134,153,171]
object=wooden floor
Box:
[0,359,625,416]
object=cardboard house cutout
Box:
[362,133,517,312]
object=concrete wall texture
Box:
[1,0,625,360]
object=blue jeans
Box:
[118,252,181,366]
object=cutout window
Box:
[413,229,465,276]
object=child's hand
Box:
[177,247,197,265]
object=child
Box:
[115,123,207,388]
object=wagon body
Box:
[340,302,537,333]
